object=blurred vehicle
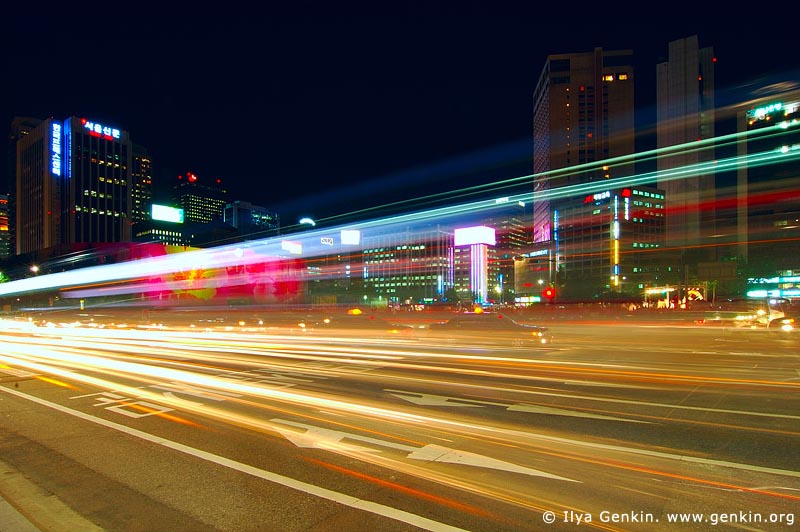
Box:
[297,309,415,337]
[699,297,795,329]
[767,315,797,332]
[425,311,552,348]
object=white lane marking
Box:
[0,386,473,532]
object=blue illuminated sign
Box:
[51,122,62,176]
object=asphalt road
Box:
[1,314,798,532]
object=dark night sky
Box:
[4,8,797,227]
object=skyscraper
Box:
[6,117,43,257]
[532,48,636,246]
[531,48,637,297]
[15,116,133,255]
[656,35,716,250]
[131,143,153,225]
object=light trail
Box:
[1,322,798,526]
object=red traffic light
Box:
[542,287,556,299]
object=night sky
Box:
[4,9,797,227]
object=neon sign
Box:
[748,102,783,120]
[583,190,611,203]
[80,118,120,140]
[51,122,62,176]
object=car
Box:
[425,311,552,348]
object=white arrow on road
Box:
[407,444,577,481]
[271,419,578,481]
[387,390,649,423]
[387,391,487,408]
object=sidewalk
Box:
[0,459,105,532]
[0,497,41,532]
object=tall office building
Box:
[532,48,636,246]
[656,35,716,249]
[131,143,153,225]
[531,48,637,296]
[15,116,132,255]
[6,117,42,257]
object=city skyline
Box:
[4,12,798,225]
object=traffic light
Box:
[542,287,556,300]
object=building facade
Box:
[224,200,280,239]
[173,171,228,224]
[482,198,528,303]
[712,92,800,294]
[554,185,666,298]
[361,225,454,305]
[0,194,9,260]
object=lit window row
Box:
[98,177,127,186]
[601,73,629,82]
[83,190,116,199]
[632,190,664,199]
[73,206,123,217]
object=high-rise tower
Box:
[15,116,132,255]
[131,143,153,225]
[532,48,635,245]
[531,48,637,297]
[656,35,716,249]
